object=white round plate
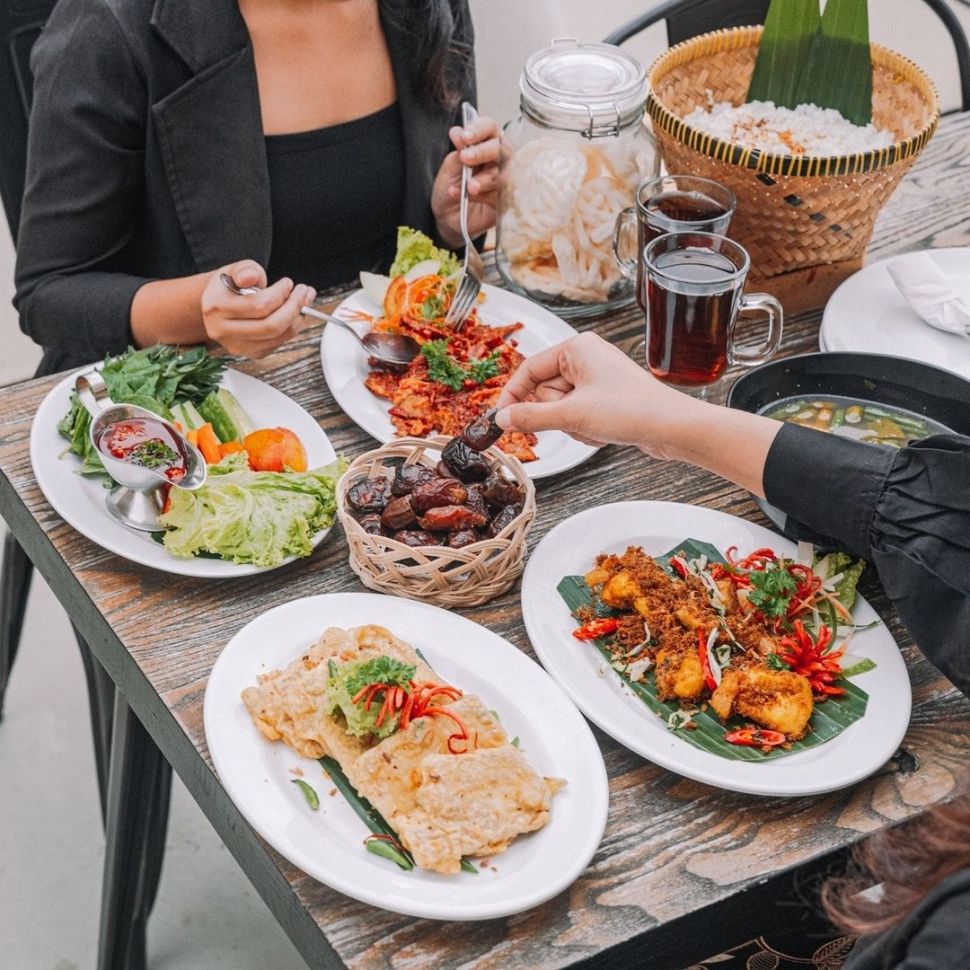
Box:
[31,369,337,577]
[320,283,598,479]
[820,248,970,377]
[204,592,608,920]
[521,501,911,798]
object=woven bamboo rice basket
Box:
[647,26,939,309]
[337,436,536,608]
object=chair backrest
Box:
[0,0,60,244]
[603,0,970,113]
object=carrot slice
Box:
[195,422,222,464]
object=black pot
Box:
[725,352,970,434]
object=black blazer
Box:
[14,0,473,372]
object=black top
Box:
[264,103,405,289]
[843,869,970,969]
[14,0,473,374]
[764,424,970,696]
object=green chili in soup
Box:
[760,395,951,447]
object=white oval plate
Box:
[31,369,337,577]
[521,501,911,798]
[204,592,608,920]
[820,248,970,378]
[320,283,599,479]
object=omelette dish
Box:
[242,624,564,873]
[574,545,862,751]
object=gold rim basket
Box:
[646,25,939,296]
[337,436,536,608]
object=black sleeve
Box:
[13,0,152,362]
[764,424,970,695]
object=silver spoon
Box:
[219,273,419,367]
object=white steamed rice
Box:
[681,99,895,156]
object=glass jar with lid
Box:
[496,39,658,317]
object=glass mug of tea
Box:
[642,232,783,393]
[613,174,737,308]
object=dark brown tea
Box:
[636,191,732,309]
[646,249,740,388]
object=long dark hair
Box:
[823,780,970,937]
[382,0,473,109]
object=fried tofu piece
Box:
[654,647,706,702]
[393,746,564,873]
[710,667,814,739]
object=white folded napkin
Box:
[886,252,970,338]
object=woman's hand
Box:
[431,113,501,246]
[200,260,316,358]
[495,333,698,456]
[496,333,782,498]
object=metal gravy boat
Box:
[75,370,208,533]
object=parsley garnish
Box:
[746,567,798,619]
[339,656,416,698]
[765,652,790,671]
[467,349,502,384]
[421,339,468,391]
[420,340,503,391]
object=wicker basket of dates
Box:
[337,410,536,607]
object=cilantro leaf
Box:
[746,567,798,619]
[765,652,791,671]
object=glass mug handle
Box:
[729,293,784,367]
[612,207,638,280]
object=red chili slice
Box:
[572,617,620,641]
[724,727,787,749]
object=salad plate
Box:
[31,368,337,577]
[204,592,609,920]
[521,501,911,798]
[320,282,599,479]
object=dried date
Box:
[346,476,390,513]
[460,407,503,452]
[448,529,481,548]
[392,529,438,547]
[353,513,384,535]
[418,505,489,532]
[435,460,459,480]
[441,437,489,482]
[410,478,468,513]
[380,495,416,531]
[391,463,436,497]
[482,473,524,509]
[485,503,522,538]
[464,483,489,519]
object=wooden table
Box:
[3,111,970,970]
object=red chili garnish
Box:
[776,620,846,696]
[572,617,620,641]
[725,726,787,750]
[670,557,689,579]
[697,628,718,692]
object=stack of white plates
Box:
[819,248,970,378]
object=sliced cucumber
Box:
[171,400,205,430]
[197,389,254,443]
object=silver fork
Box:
[444,101,485,331]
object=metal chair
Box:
[603,0,970,113]
[0,4,170,967]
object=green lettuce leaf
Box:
[158,454,345,567]
[388,226,460,278]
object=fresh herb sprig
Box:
[746,567,798,619]
[421,340,503,391]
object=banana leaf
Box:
[557,537,870,762]
[747,0,873,126]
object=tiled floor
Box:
[3,2,969,967]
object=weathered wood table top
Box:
[3,112,970,970]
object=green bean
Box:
[365,836,414,870]
[291,778,320,811]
